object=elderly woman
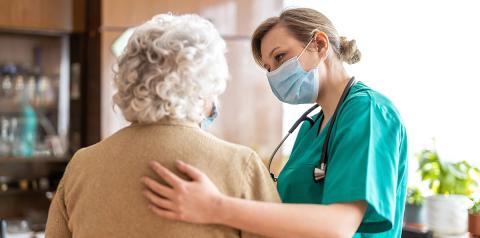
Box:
[45,14,278,238]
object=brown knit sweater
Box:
[45,119,279,237]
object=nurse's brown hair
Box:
[251,8,361,68]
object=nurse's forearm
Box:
[214,197,366,238]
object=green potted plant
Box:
[404,186,426,226]
[417,149,480,236]
[469,198,480,237]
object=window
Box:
[282,0,480,172]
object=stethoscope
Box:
[268,77,356,183]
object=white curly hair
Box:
[113,13,229,124]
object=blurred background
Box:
[0,0,479,237]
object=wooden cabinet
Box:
[0,32,71,221]
[0,1,80,222]
[0,0,85,33]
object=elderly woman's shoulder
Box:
[63,143,101,171]
[201,131,258,157]
[202,135,267,177]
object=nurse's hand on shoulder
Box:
[141,160,224,224]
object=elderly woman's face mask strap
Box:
[200,102,218,130]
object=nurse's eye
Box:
[274,53,285,64]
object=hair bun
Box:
[339,36,361,64]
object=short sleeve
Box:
[321,95,403,233]
[241,151,281,238]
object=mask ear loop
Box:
[297,34,316,60]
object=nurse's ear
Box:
[313,31,329,61]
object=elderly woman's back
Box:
[45,14,278,238]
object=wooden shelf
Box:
[0,156,69,180]
[0,189,51,196]
[0,98,57,114]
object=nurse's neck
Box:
[316,66,351,130]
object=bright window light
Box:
[282,0,480,172]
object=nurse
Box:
[142,8,408,237]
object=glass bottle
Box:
[0,117,10,157]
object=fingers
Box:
[149,161,184,188]
[142,177,174,199]
[176,160,204,181]
[143,189,176,211]
[149,204,182,221]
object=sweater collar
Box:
[131,118,199,129]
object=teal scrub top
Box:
[277,82,408,238]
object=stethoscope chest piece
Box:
[313,163,326,182]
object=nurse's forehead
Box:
[260,26,298,60]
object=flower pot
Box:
[405,203,427,225]
[427,195,470,236]
[469,213,480,237]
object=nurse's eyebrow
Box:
[269,47,279,59]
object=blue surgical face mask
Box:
[266,38,320,104]
[201,102,218,130]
